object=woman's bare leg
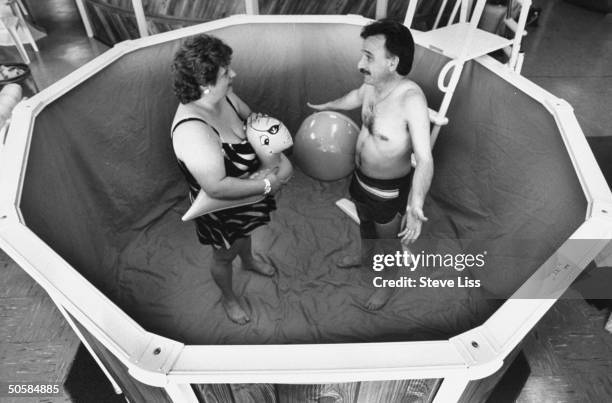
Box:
[212,243,250,324]
[237,236,275,276]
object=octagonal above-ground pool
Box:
[1,14,611,403]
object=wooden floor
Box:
[1,0,611,402]
[517,299,612,403]
[0,251,77,402]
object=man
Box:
[308,19,433,310]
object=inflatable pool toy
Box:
[181,115,293,220]
[293,111,359,181]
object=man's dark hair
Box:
[361,19,415,76]
[172,34,233,104]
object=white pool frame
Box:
[1,14,611,403]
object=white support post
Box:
[514,52,525,74]
[74,0,94,38]
[468,0,487,30]
[431,60,465,145]
[449,0,462,25]
[15,0,28,16]
[131,0,149,38]
[508,0,531,70]
[432,376,470,403]
[375,0,388,19]
[403,0,419,28]
[9,1,38,52]
[2,19,30,64]
[165,383,199,403]
[435,0,487,143]
[459,0,469,22]
[244,0,259,15]
[51,297,123,396]
[433,0,449,29]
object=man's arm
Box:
[307,85,366,111]
[399,88,434,246]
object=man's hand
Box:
[306,102,328,111]
[398,206,428,247]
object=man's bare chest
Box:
[361,102,408,144]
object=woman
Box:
[171,34,288,325]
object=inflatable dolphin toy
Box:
[182,115,293,221]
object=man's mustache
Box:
[359,68,371,75]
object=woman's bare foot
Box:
[364,288,394,310]
[242,256,275,277]
[222,297,250,324]
[336,255,362,269]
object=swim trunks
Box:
[349,168,413,226]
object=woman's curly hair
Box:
[172,34,233,104]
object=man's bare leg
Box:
[337,219,375,269]
[336,255,363,268]
[237,236,275,276]
[365,213,403,310]
[212,244,250,324]
[336,243,371,268]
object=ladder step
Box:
[428,108,449,126]
[504,18,527,36]
[335,198,360,224]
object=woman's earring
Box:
[203,87,211,95]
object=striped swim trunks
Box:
[348,168,413,224]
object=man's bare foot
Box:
[364,288,394,310]
[336,255,362,269]
[222,297,250,324]
[242,257,275,277]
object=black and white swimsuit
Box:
[171,97,276,249]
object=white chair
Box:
[432,0,474,29]
[404,0,531,146]
[500,0,531,73]
[0,16,29,63]
[0,0,40,64]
